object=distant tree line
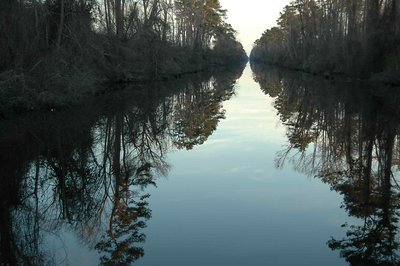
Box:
[0,0,246,113]
[251,0,400,80]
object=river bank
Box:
[249,59,400,87]
[0,39,247,117]
[0,0,247,116]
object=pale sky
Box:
[219,0,291,54]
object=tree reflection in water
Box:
[252,62,400,265]
[0,63,245,265]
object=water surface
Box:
[1,63,400,265]
[137,65,348,266]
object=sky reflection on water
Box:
[5,62,399,265]
[137,65,348,266]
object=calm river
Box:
[1,63,399,265]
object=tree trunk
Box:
[104,0,110,33]
[115,0,123,39]
[56,0,65,51]
[347,0,357,39]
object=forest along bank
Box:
[0,0,247,114]
[250,0,400,85]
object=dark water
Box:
[1,62,400,265]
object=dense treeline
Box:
[0,0,246,113]
[251,0,400,82]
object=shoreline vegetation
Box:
[250,0,400,85]
[0,0,247,115]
